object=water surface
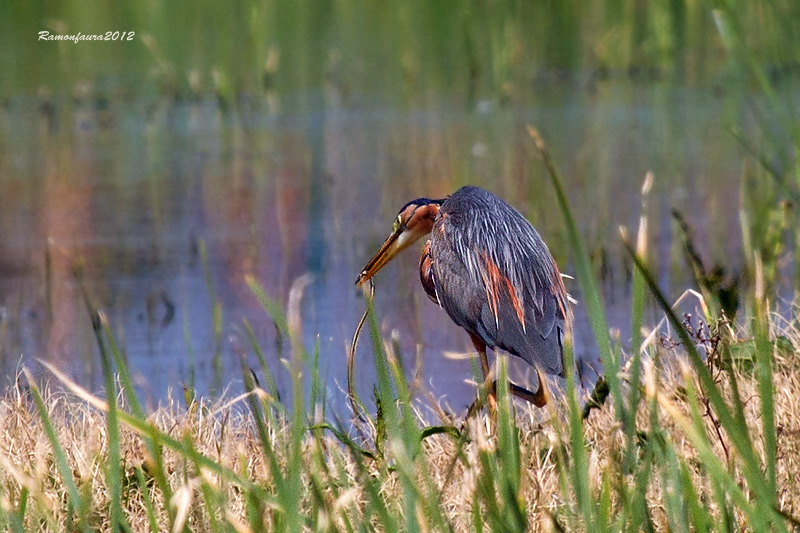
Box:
[0,80,777,410]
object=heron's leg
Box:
[468,333,491,380]
[467,333,497,418]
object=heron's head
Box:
[356,197,445,286]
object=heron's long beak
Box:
[356,228,406,286]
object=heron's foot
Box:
[466,377,547,417]
[464,373,549,430]
[507,370,549,407]
[508,380,548,407]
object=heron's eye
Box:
[392,215,402,232]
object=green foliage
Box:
[6,0,800,105]
[3,1,800,530]
[23,369,92,532]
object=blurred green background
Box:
[5,0,799,104]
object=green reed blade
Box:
[22,369,90,533]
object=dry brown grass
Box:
[1,314,800,531]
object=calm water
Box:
[0,80,771,410]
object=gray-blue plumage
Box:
[425,186,570,377]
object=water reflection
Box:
[0,82,755,411]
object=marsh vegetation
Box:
[1,0,800,530]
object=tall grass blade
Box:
[680,461,709,533]
[240,363,288,527]
[134,467,160,533]
[21,368,90,533]
[242,319,282,408]
[97,323,127,533]
[73,264,146,418]
[9,486,27,533]
[199,240,224,390]
[753,261,777,495]
[363,291,420,529]
[494,359,526,531]
[624,173,653,472]
[624,241,788,528]
[680,362,769,530]
[527,126,622,420]
[565,341,594,529]
[244,274,318,530]
[182,433,222,533]
[73,266,173,528]
[244,490,266,532]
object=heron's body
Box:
[422,186,569,376]
[357,185,571,408]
